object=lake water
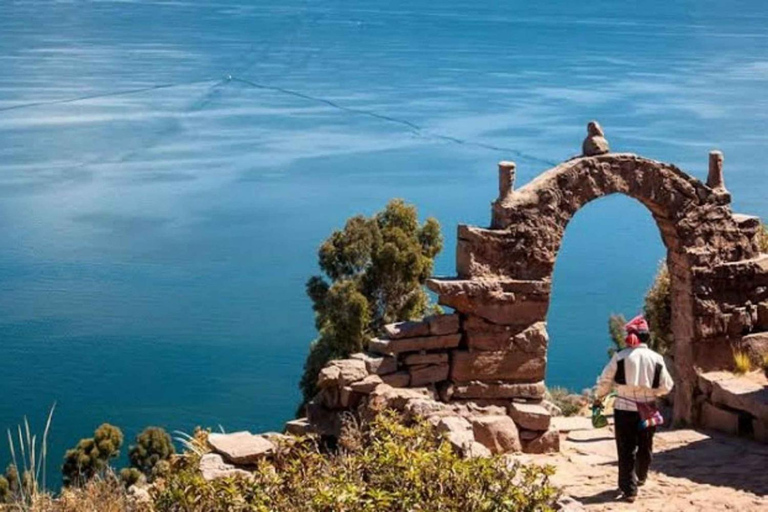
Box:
[1,0,767,482]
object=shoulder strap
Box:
[614,359,626,385]
[652,362,663,389]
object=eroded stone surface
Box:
[471,415,521,454]
[199,453,252,481]
[208,432,275,465]
[451,350,546,382]
[509,402,551,431]
[369,334,462,355]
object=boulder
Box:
[521,428,560,454]
[339,386,363,408]
[462,441,492,459]
[736,332,768,368]
[369,334,462,355]
[470,415,521,454]
[449,381,546,400]
[757,302,768,330]
[403,353,449,366]
[350,374,383,394]
[208,432,275,465]
[509,402,551,431]
[436,415,473,436]
[409,363,449,386]
[284,418,311,436]
[404,398,452,420]
[199,453,252,481]
[368,384,434,412]
[317,359,368,388]
[350,352,398,375]
[451,350,546,382]
[700,402,739,435]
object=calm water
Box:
[1,0,767,480]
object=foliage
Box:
[3,405,55,510]
[763,354,768,375]
[153,411,559,512]
[733,351,751,374]
[607,262,672,357]
[55,473,152,512]
[300,199,443,404]
[127,427,175,481]
[545,387,588,417]
[62,424,123,488]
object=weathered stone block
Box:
[403,352,449,366]
[451,350,546,382]
[208,432,275,465]
[317,358,368,388]
[339,386,363,408]
[350,352,398,376]
[409,363,450,386]
[381,371,410,388]
[199,453,252,481]
[520,428,560,454]
[450,381,546,400]
[383,319,430,339]
[466,321,548,353]
[428,314,461,335]
[700,402,739,435]
[757,302,768,330]
[709,373,768,421]
[470,415,521,454]
[369,334,462,355]
[350,374,383,394]
[509,402,551,431]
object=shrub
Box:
[546,387,588,417]
[607,262,672,357]
[763,354,768,376]
[0,474,9,503]
[62,424,124,487]
[57,472,151,512]
[153,411,559,512]
[733,351,751,374]
[300,199,443,405]
[127,427,175,481]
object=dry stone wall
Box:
[298,122,768,451]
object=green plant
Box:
[607,262,672,357]
[0,473,9,503]
[127,427,175,481]
[3,404,55,510]
[153,411,559,512]
[546,387,587,417]
[299,199,443,405]
[763,354,768,376]
[62,424,124,487]
[733,351,752,374]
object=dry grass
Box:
[733,351,752,374]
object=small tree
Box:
[62,423,123,487]
[127,427,175,480]
[758,222,768,253]
[300,199,443,405]
[608,262,673,357]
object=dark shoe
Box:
[619,493,637,503]
[638,479,647,487]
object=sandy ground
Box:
[512,417,768,511]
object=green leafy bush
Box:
[300,199,443,404]
[62,424,124,487]
[127,427,175,481]
[758,223,768,253]
[153,411,559,512]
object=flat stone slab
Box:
[408,363,449,386]
[369,333,461,355]
[208,432,275,465]
[450,381,546,400]
[403,352,449,366]
[551,416,594,433]
[451,350,545,382]
[702,371,768,421]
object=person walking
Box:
[594,315,674,503]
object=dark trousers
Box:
[614,409,656,496]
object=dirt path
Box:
[513,417,768,511]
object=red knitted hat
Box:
[624,315,649,347]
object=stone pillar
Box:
[707,150,725,190]
[498,161,516,199]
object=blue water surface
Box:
[1,0,767,482]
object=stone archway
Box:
[307,123,768,451]
[427,125,767,425]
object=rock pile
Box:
[300,311,559,456]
